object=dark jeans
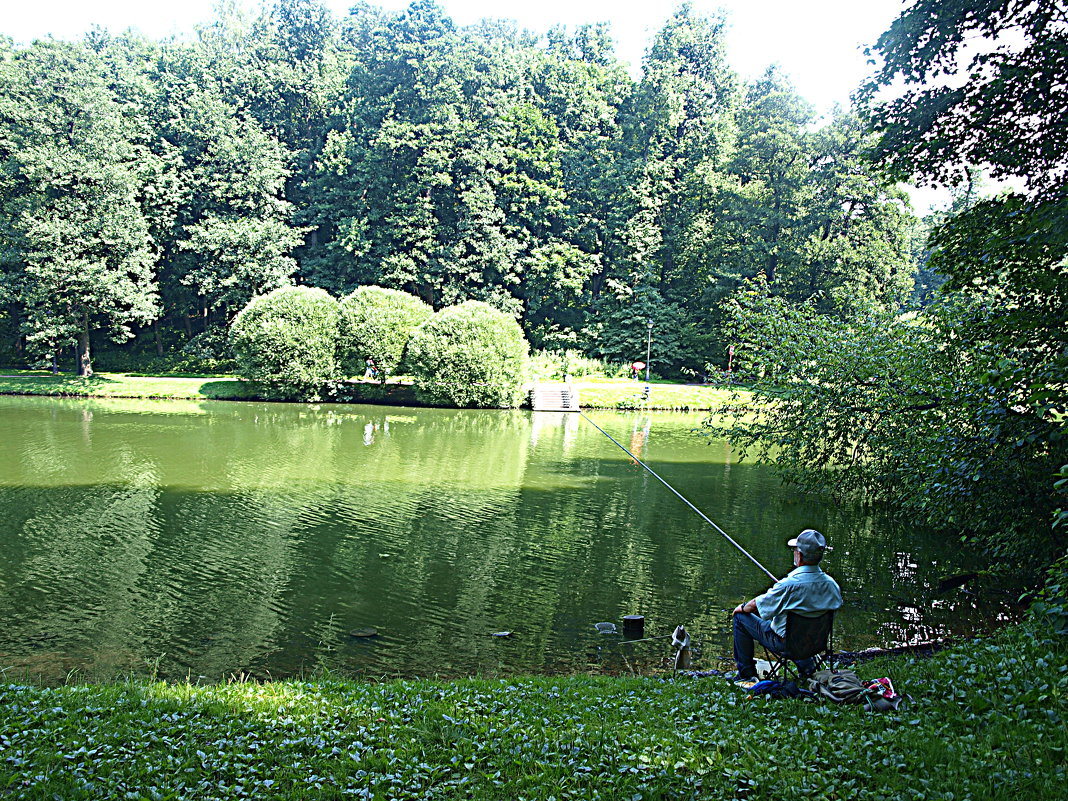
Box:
[732,612,815,678]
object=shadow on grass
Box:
[0,373,121,394]
[195,379,423,406]
[197,379,259,400]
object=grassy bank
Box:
[0,371,419,405]
[2,624,1064,800]
[0,370,254,401]
[569,377,740,411]
[0,371,740,410]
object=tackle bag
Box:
[808,669,907,711]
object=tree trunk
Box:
[77,310,93,377]
[153,319,164,356]
[51,352,59,375]
[766,252,778,284]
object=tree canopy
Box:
[710,0,1068,573]
[0,0,919,376]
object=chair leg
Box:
[761,646,789,681]
[803,650,833,677]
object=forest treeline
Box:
[0,0,919,377]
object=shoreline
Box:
[0,370,743,411]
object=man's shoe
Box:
[728,671,758,683]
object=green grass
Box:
[564,378,745,411]
[0,370,741,411]
[1,624,1064,800]
[0,370,419,405]
[0,370,254,401]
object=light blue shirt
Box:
[755,565,843,637]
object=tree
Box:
[302,1,515,305]
[708,280,1064,567]
[859,0,1067,416]
[151,27,304,331]
[0,40,157,375]
[909,169,985,309]
[860,0,1067,196]
[791,112,915,313]
[247,0,345,158]
[861,0,1068,562]
[715,67,813,289]
[337,285,432,378]
[229,285,340,399]
[715,0,1068,572]
[405,300,528,408]
[523,34,629,347]
[707,74,915,317]
[585,3,738,374]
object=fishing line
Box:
[578,411,778,582]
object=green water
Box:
[0,395,1003,682]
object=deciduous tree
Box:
[0,40,158,375]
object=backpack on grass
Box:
[809,669,870,703]
[808,669,907,711]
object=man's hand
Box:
[733,601,749,616]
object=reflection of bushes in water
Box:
[378,406,532,438]
[351,469,762,675]
[136,487,308,679]
[269,407,539,493]
[0,479,309,681]
[2,398,1006,679]
[11,395,538,493]
[1,481,163,679]
[371,411,533,491]
[360,490,546,673]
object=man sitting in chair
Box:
[731,529,843,681]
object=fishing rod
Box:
[578,411,778,583]
[615,633,675,645]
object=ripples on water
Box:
[0,396,1008,683]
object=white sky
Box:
[2,0,910,114]
[4,0,953,210]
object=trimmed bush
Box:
[229,285,340,399]
[338,286,433,379]
[406,301,529,408]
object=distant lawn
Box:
[0,370,746,411]
[0,370,255,401]
[568,377,746,411]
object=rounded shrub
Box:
[405,300,529,408]
[229,285,341,399]
[338,286,433,379]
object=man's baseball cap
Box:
[787,529,829,560]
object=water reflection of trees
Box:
[0,397,1007,681]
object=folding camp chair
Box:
[762,611,835,681]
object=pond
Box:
[0,395,1008,683]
